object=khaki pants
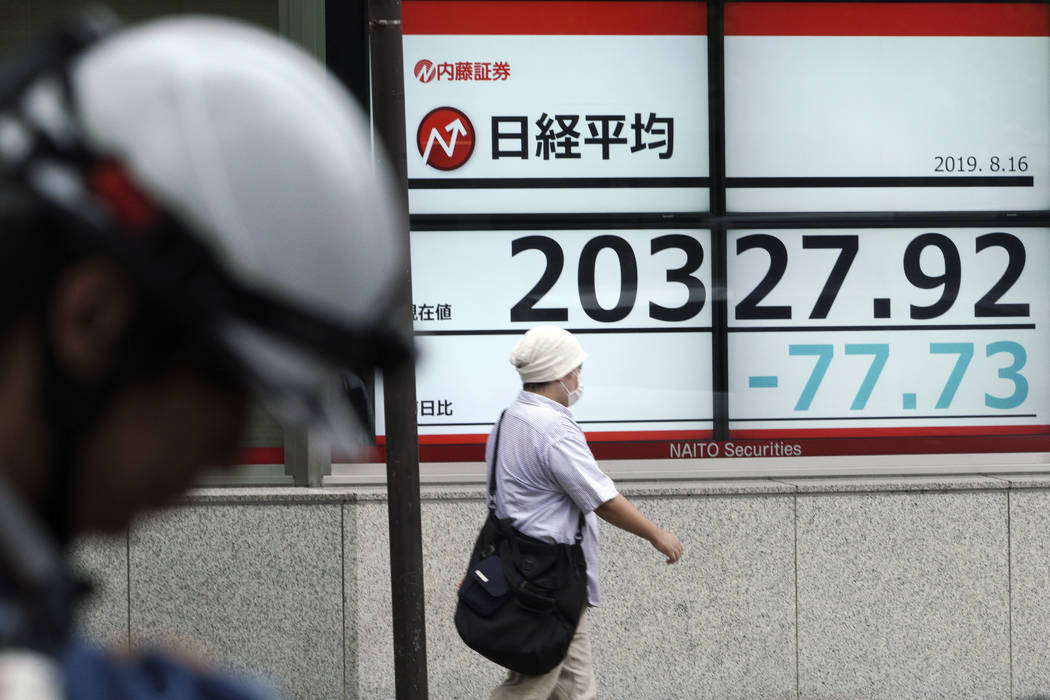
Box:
[489,610,597,700]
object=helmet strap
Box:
[37,328,98,546]
[34,305,174,545]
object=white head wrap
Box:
[509,326,589,384]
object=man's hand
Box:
[594,494,684,564]
[650,529,684,564]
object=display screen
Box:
[727,226,1050,454]
[409,228,715,439]
[724,2,1050,212]
[386,0,1050,464]
[403,0,709,214]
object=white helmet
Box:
[0,9,410,448]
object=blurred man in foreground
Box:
[0,8,408,697]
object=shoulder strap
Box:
[488,409,585,542]
[487,410,505,512]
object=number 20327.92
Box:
[509,231,1030,323]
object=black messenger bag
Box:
[454,412,588,676]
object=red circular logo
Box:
[416,107,475,171]
[414,59,436,83]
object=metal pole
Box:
[708,0,729,442]
[368,1,429,697]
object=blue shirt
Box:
[485,391,619,605]
[0,475,277,699]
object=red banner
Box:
[338,426,1050,463]
[726,2,1050,36]
[403,1,707,35]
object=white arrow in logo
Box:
[422,118,468,167]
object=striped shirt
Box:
[485,390,619,605]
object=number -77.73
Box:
[787,341,1027,412]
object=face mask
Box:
[559,371,583,406]
[566,383,584,406]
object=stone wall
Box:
[72,476,1050,698]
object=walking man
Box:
[488,326,684,699]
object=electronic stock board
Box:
[380,0,1050,466]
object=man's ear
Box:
[49,260,138,378]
